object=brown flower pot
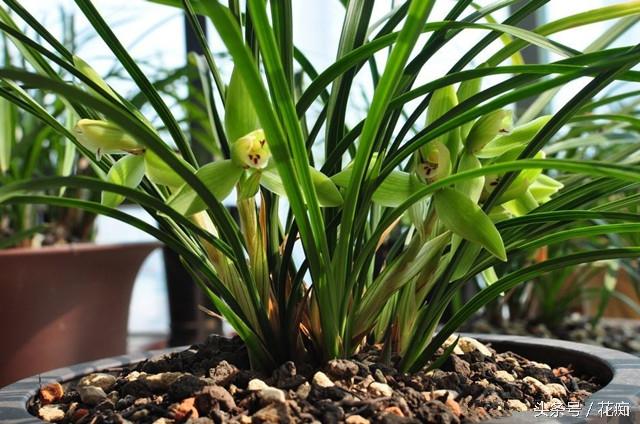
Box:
[0,242,160,387]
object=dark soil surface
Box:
[466,315,640,356]
[31,335,599,423]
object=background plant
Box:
[476,89,640,329]
[1,0,640,372]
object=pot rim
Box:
[0,241,162,257]
[1,334,638,423]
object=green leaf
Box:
[426,335,459,372]
[332,166,421,207]
[167,160,243,215]
[434,188,507,261]
[144,149,193,188]
[310,167,343,207]
[0,96,14,174]
[455,152,484,204]
[73,55,120,102]
[262,165,343,207]
[238,171,262,199]
[101,154,146,208]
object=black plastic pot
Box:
[0,335,638,423]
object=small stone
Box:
[495,370,515,382]
[458,337,492,357]
[95,398,115,411]
[445,398,462,417]
[170,397,199,422]
[38,405,65,422]
[369,382,393,397]
[359,375,375,389]
[384,406,404,416]
[64,402,77,420]
[523,376,551,398]
[312,371,334,388]
[135,397,151,406]
[252,402,290,423]
[442,334,464,355]
[374,369,387,384]
[169,375,206,400]
[447,355,471,378]
[121,379,153,398]
[39,382,64,405]
[379,413,418,423]
[507,399,528,412]
[272,362,305,389]
[131,409,150,420]
[152,418,175,424]
[145,372,184,391]
[477,378,490,388]
[78,373,117,391]
[259,387,286,404]
[107,390,119,404]
[327,359,359,379]
[248,378,269,391]
[239,416,252,424]
[530,361,551,370]
[125,371,146,381]
[208,361,239,387]
[295,382,311,400]
[422,390,459,401]
[544,383,567,398]
[71,407,90,423]
[195,385,236,412]
[77,385,107,405]
[346,415,370,424]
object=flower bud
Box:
[427,85,461,160]
[457,72,484,140]
[231,129,271,169]
[73,119,142,157]
[465,109,511,153]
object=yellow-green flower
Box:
[416,141,451,183]
[231,129,271,169]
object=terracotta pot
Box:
[1,335,639,423]
[0,242,160,387]
[581,265,640,319]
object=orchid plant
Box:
[1,0,640,372]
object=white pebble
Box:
[312,371,335,388]
[507,399,528,412]
[38,405,65,422]
[247,378,269,391]
[369,382,393,397]
[458,337,492,357]
[259,387,286,404]
[495,370,515,382]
